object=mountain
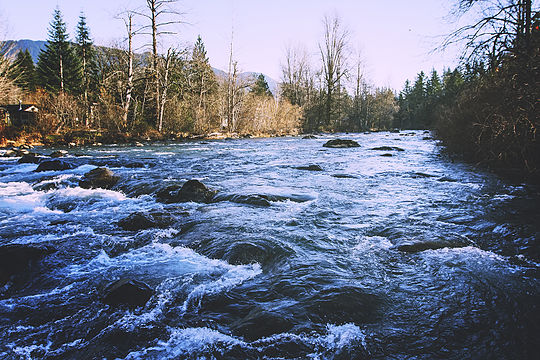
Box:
[212,68,278,96]
[5,39,279,95]
[3,39,47,62]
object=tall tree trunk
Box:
[122,15,134,130]
[158,49,171,133]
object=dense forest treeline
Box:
[397,0,539,179]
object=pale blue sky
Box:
[0,0,461,90]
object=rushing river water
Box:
[0,132,539,359]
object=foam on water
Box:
[122,323,367,360]
[0,182,48,213]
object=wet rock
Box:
[49,220,70,226]
[103,279,153,308]
[3,148,29,157]
[35,159,76,172]
[396,235,473,253]
[331,174,358,178]
[370,146,405,151]
[410,172,438,179]
[380,153,393,157]
[18,153,42,164]
[323,139,360,148]
[0,244,55,286]
[422,136,432,140]
[295,164,323,171]
[117,211,175,231]
[177,180,216,202]
[389,128,401,133]
[157,180,216,203]
[438,176,458,182]
[302,135,317,139]
[156,184,182,203]
[79,167,120,189]
[19,144,34,150]
[213,194,272,207]
[50,150,68,158]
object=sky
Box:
[0,0,463,90]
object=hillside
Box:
[6,39,278,95]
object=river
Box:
[0,132,539,359]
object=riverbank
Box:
[0,127,301,148]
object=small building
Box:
[0,102,39,126]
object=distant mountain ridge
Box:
[5,39,278,95]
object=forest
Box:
[0,0,538,179]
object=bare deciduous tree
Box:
[443,0,538,66]
[135,0,183,131]
[319,14,350,128]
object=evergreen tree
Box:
[251,74,273,97]
[190,35,218,104]
[37,8,82,94]
[75,12,98,125]
[9,50,36,91]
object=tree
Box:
[280,44,312,107]
[250,74,273,97]
[37,8,82,95]
[319,14,350,129]
[444,0,539,67]
[75,12,97,127]
[0,43,22,104]
[188,35,218,131]
[9,50,36,92]
[137,0,182,132]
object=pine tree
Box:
[250,74,273,97]
[75,12,97,126]
[9,50,36,91]
[190,36,218,104]
[37,8,83,94]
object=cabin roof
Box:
[0,104,39,112]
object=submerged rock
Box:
[323,139,360,148]
[35,159,76,172]
[370,146,405,152]
[302,135,317,139]
[117,211,175,231]
[295,164,323,171]
[103,279,153,308]
[380,153,393,157]
[331,174,358,178]
[79,167,120,189]
[396,235,474,253]
[156,180,216,203]
[50,150,68,158]
[0,244,55,286]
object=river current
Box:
[0,132,538,359]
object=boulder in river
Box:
[117,211,175,231]
[302,135,317,139]
[18,153,42,164]
[370,146,405,152]
[295,164,323,171]
[157,180,216,203]
[35,159,76,172]
[50,150,68,158]
[0,244,55,286]
[323,139,360,148]
[103,279,153,308]
[79,167,120,189]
